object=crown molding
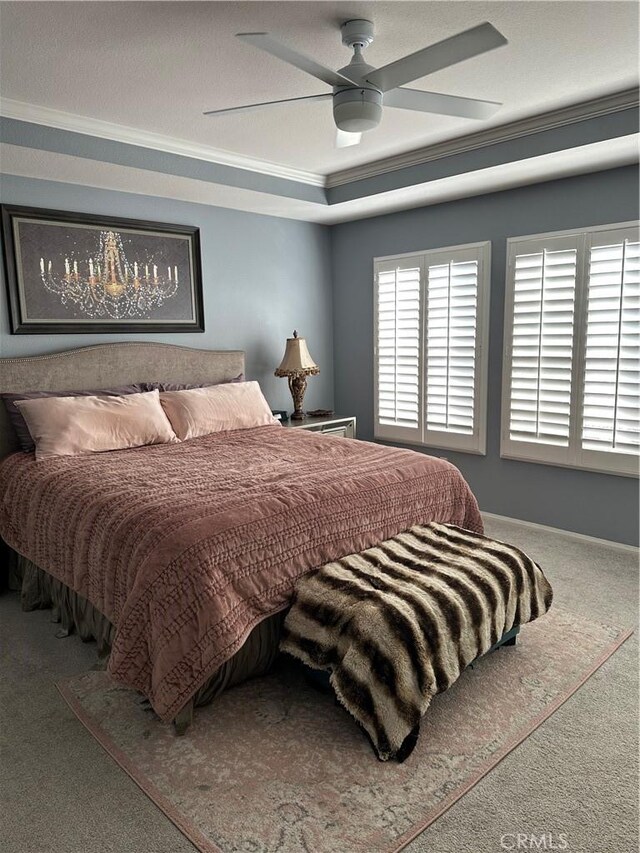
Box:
[326,87,640,188]
[0,98,325,188]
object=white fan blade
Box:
[237,33,357,88]
[336,129,362,148]
[385,87,502,120]
[204,93,331,117]
[365,22,508,93]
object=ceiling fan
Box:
[204,19,508,148]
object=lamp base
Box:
[288,374,308,420]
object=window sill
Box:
[500,450,639,478]
[374,434,486,456]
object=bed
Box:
[0,342,483,731]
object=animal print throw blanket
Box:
[281,522,553,762]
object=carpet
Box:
[57,607,632,853]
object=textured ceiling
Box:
[1,1,638,176]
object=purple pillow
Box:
[143,374,244,393]
[2,385,147,453]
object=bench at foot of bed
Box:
[281,522,553,762]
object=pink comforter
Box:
[0,425,482,720]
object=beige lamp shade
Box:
[274,330,320,377]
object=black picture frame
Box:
[1,205,205,334]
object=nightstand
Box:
[282,414,356,439]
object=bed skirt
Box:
[5,546,285,721]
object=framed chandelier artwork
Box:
[1,205,204,334]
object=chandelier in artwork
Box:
[39,230,180,319]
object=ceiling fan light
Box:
[333,88,382,132]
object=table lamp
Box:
[274,330,320,420]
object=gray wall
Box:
[331,166,640,546]
[0,175,333,413]
[2,168,638,544]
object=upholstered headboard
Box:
[0,342,245,458]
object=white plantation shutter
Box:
[374,243,489,452]
[426,260,477,434]
[579,230,640,473]
[502,222,640,477]
[423,244,489,452]
[507,243,577,448]
[374,256,422,442]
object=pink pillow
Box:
[14,390,179,460]
[159,381,279,440]
[1,384,147,453]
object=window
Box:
[502,222,639,477]
[374,242,490,454]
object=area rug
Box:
[57,607,632,853]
